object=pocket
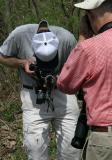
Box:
[87,132,112,160]
[89,132,112,147]
[20,89,36,111]
[20,89,33,104]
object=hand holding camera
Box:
[22,57,36,74]
[29,63,56,111]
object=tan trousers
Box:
[86,131,112,160]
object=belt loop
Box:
[108,126,112,133]
[89,126,92,133]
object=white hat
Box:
[74,0,106,10]
[32,20,59,62]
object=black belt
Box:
[23,84,57,90]
[23,84,34,90]
[90,126,112,132]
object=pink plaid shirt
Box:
[57,29,112,126]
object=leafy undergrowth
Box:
[0,102,27,160]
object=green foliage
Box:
[0,0,81,38]
[1,102,20,122]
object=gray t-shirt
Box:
[0,24,77,86]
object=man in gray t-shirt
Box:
[0,20,80,160]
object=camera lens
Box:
[71,137,85,149]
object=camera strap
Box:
[98,21,112,33]
[45,75,56,112]
[46,96,54,112]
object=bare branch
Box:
[28,0,31,8]
[60,0,70,18]
[31,0,40,19]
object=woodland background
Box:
[0,0,82,159]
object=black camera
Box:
[71,91,89,149]
[29,63,56,110]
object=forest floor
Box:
[0,105,56,160]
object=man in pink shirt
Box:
[57,0,112,160]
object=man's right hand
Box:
[22,57,36,75]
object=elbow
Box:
[57,79,75,94]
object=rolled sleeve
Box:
[0,31,18,57]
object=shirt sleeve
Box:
[57,43,91,94]
[0,30,18,57]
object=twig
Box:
[0,118,10,130]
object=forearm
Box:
[0,55,26,69]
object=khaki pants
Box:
[20,88,81,160]
[86,131,112,160]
